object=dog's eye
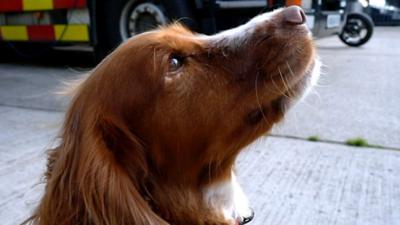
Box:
[169,55,184,72]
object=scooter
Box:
[339,0,374,47]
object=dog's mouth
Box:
[245,58,320,126]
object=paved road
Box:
[0,27,399,225]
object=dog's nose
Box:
[283,6,306,25]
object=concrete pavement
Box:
[238,137,400,225]
[1,27,399,225]
[0,107,62,224]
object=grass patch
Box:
[345,137,371,147]
[307,136,321,142]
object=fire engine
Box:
[0,0,345,60]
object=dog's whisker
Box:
[153,48,157,73]
[285,61,294,78]
[284,62,298,98]
[255,70,270,127]
[269,75,291,99]
[278,67,296,99]
[275,68,293,99]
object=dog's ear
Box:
[96,116,148,180]
[76,115,167,225]
[26,107,168,225]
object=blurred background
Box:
[0,0,399,61]
[0,0,399,225]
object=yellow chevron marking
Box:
[54,25,89,41]
[0,26,28,41]
[23,0,53,11]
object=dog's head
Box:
[87,6,318,182]
[33,6,320,225]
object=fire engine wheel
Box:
[120,1,167,40]
[97,0,197,60]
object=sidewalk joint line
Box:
[0,103,64,113]
[268,134,400,152]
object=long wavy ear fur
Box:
[23,74,168,225]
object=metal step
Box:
[216,0,267,9]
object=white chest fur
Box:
[203,172,253,222]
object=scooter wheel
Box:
[339,13,374,47]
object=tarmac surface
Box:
[1,27,399,225]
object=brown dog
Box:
[25,6,320,225]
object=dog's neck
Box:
[146,182,229,225]
[145,171,251,225]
